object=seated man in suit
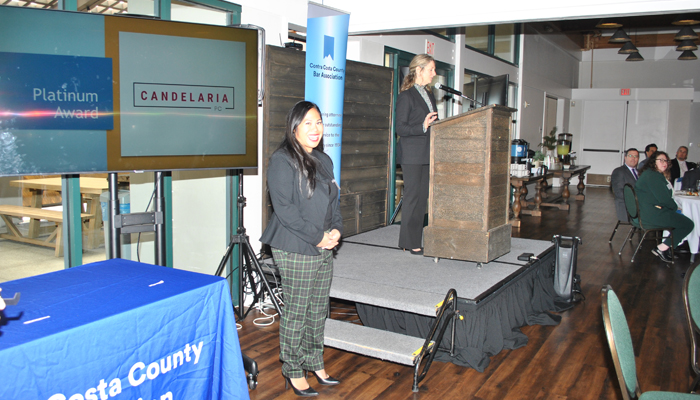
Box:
[611,148,640,222]
[637,143,657,171]
[670,145,697,183]
[682,167,700,190]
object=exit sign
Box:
[426,40,435,56]
[621,88,631,96]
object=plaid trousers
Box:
[272,247,333,378]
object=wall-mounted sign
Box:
[621,88,631,96]
[0,52,113,130]
[426,40,435,56]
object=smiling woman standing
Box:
[395,54,438,255]
[260,101,343,397]
[636,150,694,263]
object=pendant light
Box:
[675,26,698,40]
[678,50,698,60]
[609,28,632,43]
[676,40,698,51]
[618,41,639,54]
[672,16,700,26]
[596,19,623,29]
[626,52,644,61]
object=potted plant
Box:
[538,127,559,168]
[532,150,544,168]
[538,126,558,154]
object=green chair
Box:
[621,183,674,263]
[601,285,698,400]
[684,263,700,392]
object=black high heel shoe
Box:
[307,370,340,386]
[284,376,318,397]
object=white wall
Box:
[577,46,700,160]
[519,27,581,149]
[321,0,700,35]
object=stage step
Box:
[330,276,443,317]
[324,319,432,366]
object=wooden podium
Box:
[423,105,513,263]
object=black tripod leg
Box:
[244,239,283,316]
[215,234,243,320]
[241,247,262,319]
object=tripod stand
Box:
[215,169,282,321]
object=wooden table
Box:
[541,165,592,211]
[10,177,108,250]
[510,172,553,228]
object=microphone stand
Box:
[456,93,485,108]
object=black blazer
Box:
[670,158,697,183]
[682,167,700,190]
[395,86,438,165]
[260,148,343,256]
[610,165,637,221]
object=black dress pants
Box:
[399,164,430,250]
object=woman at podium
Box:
[260,101,343,396]
[396,54,438,255]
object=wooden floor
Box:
[238,186,696,400]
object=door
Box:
[624,100,668,156]
[580,101,626,175]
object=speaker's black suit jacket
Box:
[395,86,438,165]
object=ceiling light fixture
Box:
[672,16,700,26]
[677,40,698,51]
[626,52,644,61]
[609,28,631,43]
[676,26,699,40]
[596,19,623,29]
[618,41,639,54]
[678,50,698,60]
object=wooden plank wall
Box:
[262,45,394,237]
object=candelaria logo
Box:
[133,83,234,110]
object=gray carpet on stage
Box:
[331,225,554,314]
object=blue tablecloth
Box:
[0,259,249,400]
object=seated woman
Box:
[636,151,694,263]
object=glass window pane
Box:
[494,24,515,63]
[125,0,154,16]
[171,0,228,25]
[465,26,489,52]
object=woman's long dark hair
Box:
[640,150,671,180]
[278,101,324,197]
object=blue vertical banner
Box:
[305,4,350,186]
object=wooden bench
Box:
[0,205,93,257]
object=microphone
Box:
[434,82,462,96]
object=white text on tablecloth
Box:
[46,341,204,400]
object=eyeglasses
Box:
[626,154,639,158]
[656,159,670,163]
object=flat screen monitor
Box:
[0,6,258,177]
[462,74,509,110]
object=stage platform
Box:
[329,225,561,372]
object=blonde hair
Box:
[400,54,435,92]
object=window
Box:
[465,24,520,65]
[464,26,489,53]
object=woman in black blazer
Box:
[396,54,438,255]
[260,101,343,396]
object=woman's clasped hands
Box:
[318,229,341,250]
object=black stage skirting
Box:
[355,248,561,372]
